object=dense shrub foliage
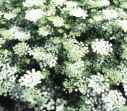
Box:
[0,0,127,111]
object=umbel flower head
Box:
[64,1,87,19]
[117,20,127,32]
[13,42,29,57]
[23,0,45,7]
[19,69,44,88]
[69,7,87,19]
[28,47,57,68]
[91,39,113,56]
[48,16,64,27]
[0,26,30,41]
[102,90,126,111]
[25,9,46,23]
[102,9,118,20]
[87,73,109,95]
[51,0,66,6]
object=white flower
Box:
[65,60,84,78]
[46,6,56,16]
[51,0,66,6]
[69,7,87,19]
[28,47,57,68]
[86,0,110,8]
[102,9,118,20]
[56,99,66,111]
[13,42,29,57]
[0,11,3,16]
[102,90,126,111]
[3,12,16,20]
[0,64,17,80]
[65,1,78,9]
[42,53,57,68]
[38,25,52,36]
[13,26,30,41]
[0,64,17,95]
[63,39,88,61]
[19,69,44,88]
[0,38,5,47]
[23,0,45,7]
[91,39,113,56]
[0,26,30,41]
[25,9,45,23]
[64,1,87,19]
[88,74,109,95]
[117,20,127,32]
[48,16,64,27]
[120,66,127,96]
[119,65,127,84]
[123,83,127,96]
[28,47,44,61]
[99,0,110,7]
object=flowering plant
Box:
[0,0,127,111]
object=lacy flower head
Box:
[91,39,113,56]
[0,26,30,41]
[23,0,45,7]
[19,69,44,88]
[25,9,46,23]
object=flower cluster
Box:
[0,63,17,96]
[48,16,64,27]
[19,69,44,88]
[25,9,45,23]
[102,90,126,111]
[28,47,57,68]
[87,74,109,95]
[102,9,118,20]
[23,0,45,7]
[64,1,87,19]
[63,38,88,61]
[85,0,110,8]
[91,39,113,56]
[38,25,52,37]
[65,60,85,78]
[0,26,30,41]
[13,42,29,57]
[117,20,127,32]
[51,0,66,6]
